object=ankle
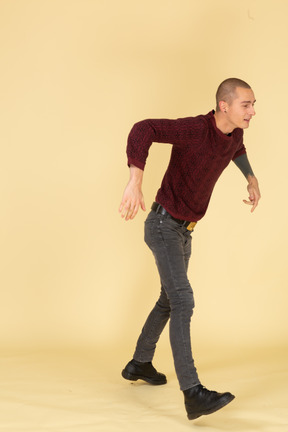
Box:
[183,384,202,395]
[133,359,151,366]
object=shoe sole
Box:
[122,369,167,385]
[187,394,235,420]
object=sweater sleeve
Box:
[126,117,196,170]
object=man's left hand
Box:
[243,175,261,212]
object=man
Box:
[118,78,261,420]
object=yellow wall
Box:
[0,0,287,351]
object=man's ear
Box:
[218,100,228,113]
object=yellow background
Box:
[0,1,287,431]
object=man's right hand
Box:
[119,165,146,220]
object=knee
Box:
[183,291,195,312]
[156,299,171,315]
[171,289,195,314]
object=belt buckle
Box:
[186,221,197,231]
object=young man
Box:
[119,78,261,420]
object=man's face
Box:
[226,87,256,130]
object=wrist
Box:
[129,165,144,185]
[247,174,257,184]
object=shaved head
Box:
[216,78,251,111]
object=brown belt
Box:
[151,202,197,231]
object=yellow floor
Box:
[0,345,287,432]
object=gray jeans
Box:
[133,210,200,391]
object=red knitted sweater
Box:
[127,110,246,222]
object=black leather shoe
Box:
[122,359,167,385]
[183,384,235,420]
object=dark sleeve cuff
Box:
[127,157,145,171]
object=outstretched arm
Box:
[119,165,146,220]
[233,154,261,212]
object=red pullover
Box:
[127,110,246,222]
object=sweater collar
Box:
[208,110,236,141]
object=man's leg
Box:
[121,286,169,385]
[142,211,199,390]
[133,286,170,363]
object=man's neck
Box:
[214,111,234,135]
